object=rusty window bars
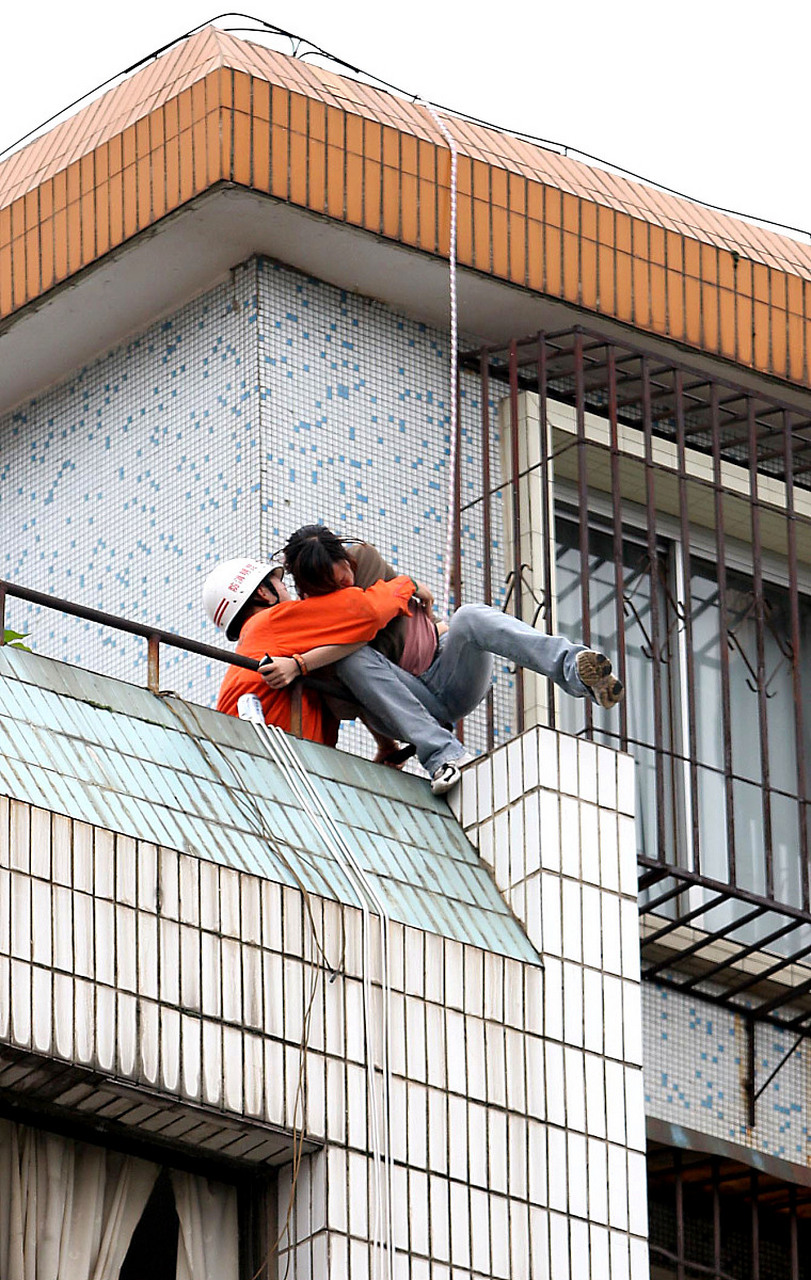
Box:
[455,325,811,969]
[648,1144,811,1280]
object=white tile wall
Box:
[2,787,586,1278]
[451,726,649,1277]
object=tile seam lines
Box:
[0,776,520,915]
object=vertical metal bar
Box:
[508,339,525,733]
[783,413,810,910]
[750,1170,759,1280]
[712,1158,721,1280]
[641,357,666,859]
[454,358,465,746]
[748,397,773,895]
[711,382,737,884]
[290,684,303,738]
[573,329,593,739]
[790,1184,799,1280]
[607,345,628,750]
[537,333,556,730]
[147,634,160,693]
[746,1017,757,1129]
[480,347,495,752]
[674,1149,686,1280]
[0,584,6,641]
[675,370,701,874]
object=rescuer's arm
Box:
[259,576,416,688]
[259,641,364,689]
[351,544,435,618]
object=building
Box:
[1,23,810,1279]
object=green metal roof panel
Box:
[0,648,539,963]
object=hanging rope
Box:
[419,101,459,623]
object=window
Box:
[0,1119,241,1280]
[649,1144,811,1280]
[120,1170,180,1280]
[554,500,811,926]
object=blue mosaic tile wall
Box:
[643,983,811,1164]
[1,256,512,752]
[1,264,262,696]
[253,258,511,755]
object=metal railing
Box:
[648,1144,810,1280]
[0,579,260,691]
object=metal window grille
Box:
[457,328,811,1033]
[648,1143,811,1280]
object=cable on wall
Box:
[157,694,337,1275]
[237,698,396,1280]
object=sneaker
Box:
[576,650,624,709]
[430,750,476,796]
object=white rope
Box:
[241,703,395,1280]
[267,727,395,1280]
[420,101,459,623]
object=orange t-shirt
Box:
[216,576,415,741]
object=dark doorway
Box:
[119,1168,179,1280]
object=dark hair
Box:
[283,525,356,597]
[228,570,281,640]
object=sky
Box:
[2,1,809,241]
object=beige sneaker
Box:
[576,650,624,709]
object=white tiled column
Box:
[497,392,558,730]
[451,727,650,1280]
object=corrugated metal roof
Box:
[0,647,538,963]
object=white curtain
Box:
[0,1119,159,1280]
[171,1169,239,1280]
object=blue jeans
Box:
[337,604,589,776]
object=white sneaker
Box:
[430,750,475,796]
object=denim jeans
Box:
[337,604,589,777]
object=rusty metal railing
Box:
[0,578,261,691]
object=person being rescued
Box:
[203,525,624,796]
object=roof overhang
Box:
[4,182,811,418]
[1,26,809,407]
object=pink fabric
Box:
[400,602,439,676]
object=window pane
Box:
[555,511,674,861]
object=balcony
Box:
[455,326,811,1045]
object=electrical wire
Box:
[155,693,338,1274]
[264,724,396,1280]
[1,14,808,244]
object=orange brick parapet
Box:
[1,28,810,389]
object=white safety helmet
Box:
[202,557,284,641]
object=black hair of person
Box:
[228,569,281,640]
[283,525,358,597]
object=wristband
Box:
[292,653,308,677]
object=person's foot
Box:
[374,743,417,769]
[576,650,624,709]
[430,751,476,795]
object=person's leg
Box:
[335,648,467,777]
[420,602,597,723]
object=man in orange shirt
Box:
[204,556,423,743]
